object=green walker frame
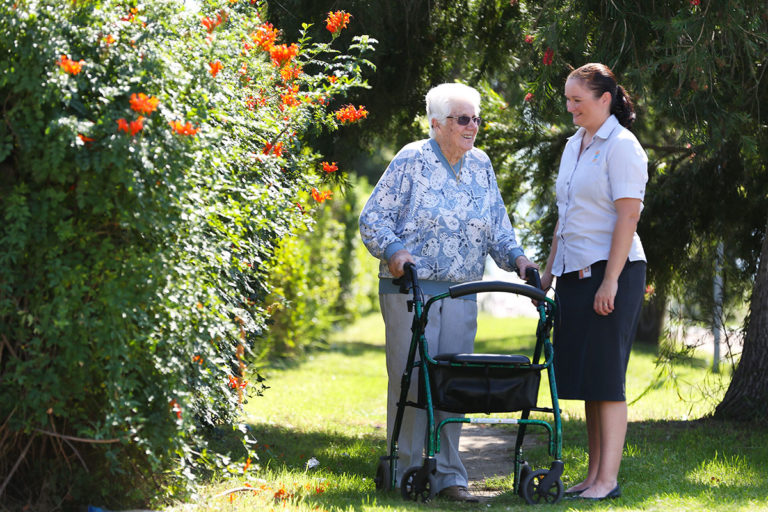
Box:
[374,263,564,504]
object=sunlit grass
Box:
[166,311,768,512]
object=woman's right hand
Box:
[387,249,415,278]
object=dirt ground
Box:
[459,423,536,497]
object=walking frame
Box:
[374,263,564,504]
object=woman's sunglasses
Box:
[446,115,483,126]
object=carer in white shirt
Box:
[541,62,648,502]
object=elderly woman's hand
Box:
[388,249,416,278]
[514,255,539,281]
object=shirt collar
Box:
[595,114,620,140]
[428,138,463,178]
[567,114,620,144]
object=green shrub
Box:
[337,175,380,318]
[262,190,345,359]
[259,176,379,361]
[0,0,374,508]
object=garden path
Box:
[460,423,537,497]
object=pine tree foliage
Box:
[272,0,768,420]
[502,0,767,420]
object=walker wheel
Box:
[400,466,436,502]
[374,458,391,491]
[517,462,532,496]
[521,468,564,504]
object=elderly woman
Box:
[359,83,536,502]
[540,63,648,501]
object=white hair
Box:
[425,83,481,138]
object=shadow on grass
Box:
[241,320,754,509]
[242,416,767,510]
[633,339,713,370]
[553,416,768,507]
[247,421,385,477]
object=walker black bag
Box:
[418,356,540,414]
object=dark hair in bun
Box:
[568,63,636,128]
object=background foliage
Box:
[260,176,378,361]
[0,0,374,508]
[493,0,768,419]
[1,0,766,508]
[268,0,768,419]
[269,0,767,317]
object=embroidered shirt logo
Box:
[592,150,601,162]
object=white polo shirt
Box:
[552,115,648,276]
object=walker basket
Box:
[419,353,540,414]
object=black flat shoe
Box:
[576,485,621,501]
[564,486,590,496]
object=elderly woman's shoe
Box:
[438,485,481,502]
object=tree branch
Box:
[1,334,17,360]
[643,144,691,156]
[0,434,35,498]
[63,438,89,472]
[32,428,120,444]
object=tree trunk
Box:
[714,216,768,421]
[635,290,667,345]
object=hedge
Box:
[261,176,379,360]
[0,0,374,508]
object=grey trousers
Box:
[379,292,477,491]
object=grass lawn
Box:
[168,312,768,511]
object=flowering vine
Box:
[58,54,84,75]
[334,104,368,124]
[117,116,144,136]
[542,47,554,66]
[25,3,375,503]
[129,92,159,115]
[169,120,199,136]
[326,11,351,36]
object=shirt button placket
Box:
[559,158,579,275]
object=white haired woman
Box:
[360,83,537,502]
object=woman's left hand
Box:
[594,278,618,315]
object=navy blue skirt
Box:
[553,260,646,401]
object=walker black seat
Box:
[434,353,531,365]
